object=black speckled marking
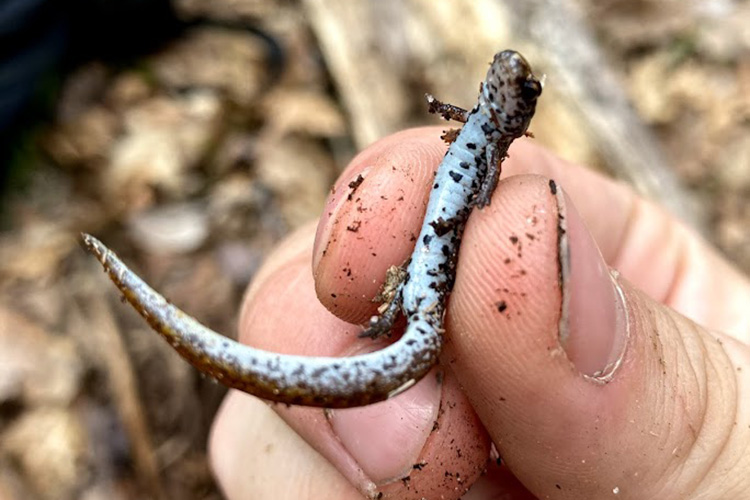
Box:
[428,216,461,237]
[449,171,464,183]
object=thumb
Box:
[446,174,749,499]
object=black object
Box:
[0,0,284,196]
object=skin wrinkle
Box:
[606,184,641,272]
[274,406,376,495]
[615,197,676,302]
[614,177,750,326]
[620,297,684,499]
[596,178,636,265]
[731,341,750,495]
[686,320,711,442]
[660,224,692,311]
[665,320,707,497]
[725,394,750,496]
[718,334,750,498]
[690,332,738,498]
[208,395,356,499]
[649,309,737,499]
[676,318,707,441]
[608,192,750,341]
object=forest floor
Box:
[1,1,748,498]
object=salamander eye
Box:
[521,78,542,101]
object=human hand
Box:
[209,127,750,499]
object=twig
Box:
[76,292,167,500]
[300,0,411,148]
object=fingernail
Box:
[555,186,628,379]
[327,368,441,484]
[313,169,371,271]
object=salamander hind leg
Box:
[359,265,407,339]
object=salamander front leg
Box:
[475,142,503,208]
[425,94,469,123]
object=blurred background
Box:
[0,0,748,498]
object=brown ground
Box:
[0,1,747,498]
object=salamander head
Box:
[481,50,543,138]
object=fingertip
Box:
[312,127,448,324]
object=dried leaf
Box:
[105,93,222,210]
[150,27,270,107]
[262,89,346,138]
[0,222,77,283]
[255,136,334,228]
[42,107,120,167]
[0,306,82,406]
[2,409,90,500]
